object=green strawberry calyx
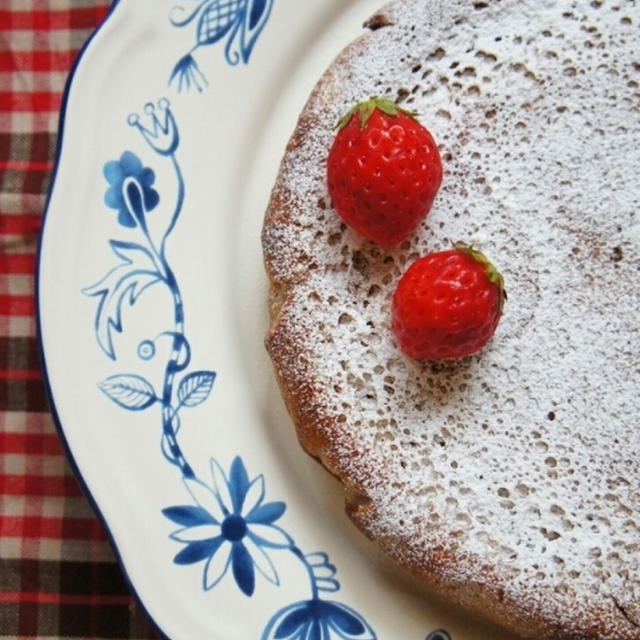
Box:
[336,96,417,130]
[454,242,507,312]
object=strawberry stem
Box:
[336,96,416,130]
[454,241,507,311]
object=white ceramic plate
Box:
[37,1,513,638]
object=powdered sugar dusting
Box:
[262,1,640,637]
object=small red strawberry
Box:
[327,97,443,246]
[391,244,506,360]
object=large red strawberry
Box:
[391,244,506,360]
[327,97,443,246]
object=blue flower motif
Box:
[262,599,377,640]
[168,0,275,91]
[103,151,160,228]
[163,456,292,596]
[128,100,180,157]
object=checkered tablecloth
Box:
[1,2,159,638]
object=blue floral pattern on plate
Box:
[83,98,377,639]
[79,6,453,638]
[169,0,274,91]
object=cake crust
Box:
[262,1,640,638]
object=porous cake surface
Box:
[262,1,640,637]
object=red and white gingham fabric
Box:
[0,2,159,637]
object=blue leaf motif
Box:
[177,370,216,408]
[228,455,251,513]
[162,505,216,527]
[82,240,163,359]
[246,501,286,525]
[232,540,255,596]
[239,0,274,62]
[277,606,321,639]
[98,374,157,410]
[175,538,224,565]
[325,602,367,636]
[248,0,268,29]
[268,601,312,640]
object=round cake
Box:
[261,1,640,638]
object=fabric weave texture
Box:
[0,2,159,638]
